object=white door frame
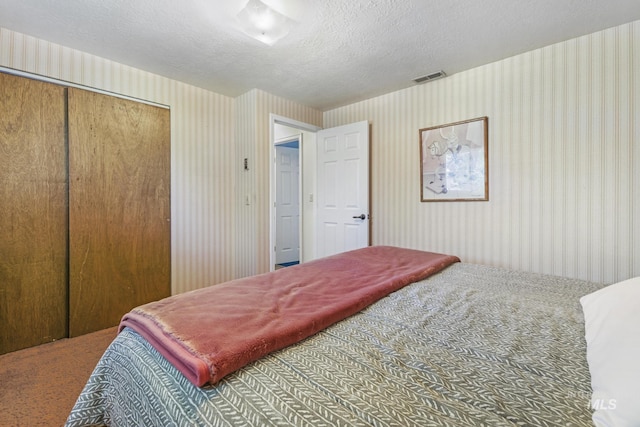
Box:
[269,114,321,271]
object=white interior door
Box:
[316,121,369,258]
[275,145,300,264]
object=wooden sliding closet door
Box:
[67,88,171,337]
[0,73,68,354]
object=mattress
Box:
[65,262,603,426]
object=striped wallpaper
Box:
[2,19,638,290]
[235,89,322,277]
[324,21,639,284]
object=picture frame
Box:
[419,116,488,202]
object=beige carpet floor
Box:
[0,327,117,427]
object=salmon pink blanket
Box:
[118,246,460,387]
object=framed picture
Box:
[420,116,488,202]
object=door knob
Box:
[352,214,366,220]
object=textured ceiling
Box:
[1,0,639,110]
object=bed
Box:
[66,246,608,426]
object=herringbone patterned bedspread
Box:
[66,263,603,426]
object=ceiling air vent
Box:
[413,71,446,84]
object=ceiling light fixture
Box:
[236,0,294,46]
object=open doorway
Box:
[269,114,320,271]
[274,138,300,268]
[269,115,370,271]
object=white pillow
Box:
[580,277,640,427]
